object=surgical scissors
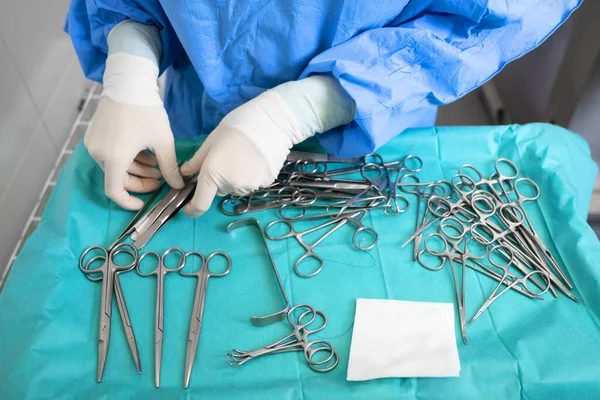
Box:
[470,245,550,323]
[181,251,231,389]
[265,209,378,277]
[136,247,186,388]
[227,304,338,372]
[79,243,139,381]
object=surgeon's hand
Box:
[85,20,184,210]
[85,96,184,210]
[182,75,356,217]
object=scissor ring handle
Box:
[264,219,295,240]
[205,251,232,277]
[306,342,339,372]
[276,186,301,204]
[180,251,206,277]
[498,203,525,225]
[305,340,336,366]
[495,158,519,180]
[458,164,484,184]
[463,237,487,261]
[427,196,452,219]
[79,245,108,275]
[439,216,466,241]
[398,173,421,195]
[220,196,250,216]
[136,251,160,276]
[288,304,317,326]
[471,191,497,218]
[400,155,423,173]
[417,248,446,271]
[81,255,106,281]
[522,270,551,296]
[294,253,324,278]
[470,223,496,246]
[352,225,378,251]
[452,173,477,197]
[387,194,410,215]
[360,163,383,183]
[421,181,446,200]
[110,242,138,271]
[488,244,515,270]
[514,177,540,202]
[423,233,449,258]
[296,189,317,206]
[162,247,187,272]
[279,203,306,220]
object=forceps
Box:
[400,175,446,260]
[136,247,187,387]
[265,209,378,278]
[227,304,339,372]
[470,245,550,323]
[402,195,476,248]
[421,232,470,344]
[181,251,231,389]
[384,155,422,215]
[509,178,573,290]
[79,243,139,381]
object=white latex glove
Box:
[85,21,184,210]
[181,75,356,217]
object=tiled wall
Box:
[0,1,90,274]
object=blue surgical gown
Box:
[65,0,581,157]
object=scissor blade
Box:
[97,334,109,383]
[459,307,468,345]
[97,309,111,382]
[184,320,202,389]
[154,329,163,388]
[113,275,141,374]
[97,269,113,383]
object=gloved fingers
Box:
[180,143,210,176]
[128,160,162,179]
[153,138,185,189]
[105,161,145,210]
[124,174,162,193]
[185,168,218,218]
[135,151,159,167]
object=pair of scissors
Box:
[181,251,232,389]
[226,304,338,372]
[470,244,551,323]
[136,247,187,388]
[79,243,140,381]
[265,209,377,278]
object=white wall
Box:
[0,0,90,271]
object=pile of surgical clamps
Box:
[80,150,577,386]
[220,153,578,343]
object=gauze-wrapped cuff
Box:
[271,75,356,143]
[102,53,162,106]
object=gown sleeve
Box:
[65,0,182,82]
[302,0,582,157]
